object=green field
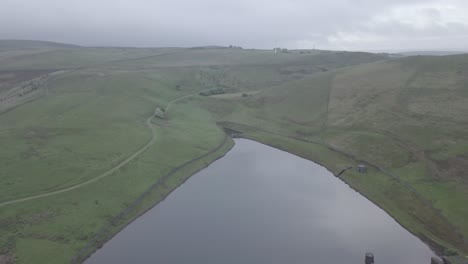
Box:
[1,40,467,263]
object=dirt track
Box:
[0,91,202,208]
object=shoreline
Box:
[237,134,457,259]
[220,120,465,256]
[71,135,234,263]
[70,130,463,263]
[77,136,444,263]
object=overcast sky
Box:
[1,0,468,51]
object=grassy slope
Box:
[326,56,468,238]
[3,42,468,262]
[210,55,468,256]
[0,45,387,263]
[0,48,183,71]
[0,40,79,50]
[0,68,233,262]
[0,40,182,71]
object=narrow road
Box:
[165,89,210,112]
[0,91,203,207]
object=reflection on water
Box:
[86,139,434,264]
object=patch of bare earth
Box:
[23,210,56,225]
[433,154,468,184]
[0,70,52,91]
[0,253,15,264]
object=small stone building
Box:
[357,164,367,173]
[365,252,374,264]
[154,107,165,119]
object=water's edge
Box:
[72,136,235,263]
[80,137,439,263]
[239,135,445,259]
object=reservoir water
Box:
[85,139,434,264]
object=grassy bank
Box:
[0,65,234,263]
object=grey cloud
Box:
[0,0,467,51]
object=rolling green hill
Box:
[1,40,467,263]
[212,55,468,257]
[0,40,79,51]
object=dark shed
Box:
[357,164,367,173]
[365,252,374,264]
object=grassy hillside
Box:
[0,44,389,263]
[210,55,468,257]
[0,48,181,71]
[0,67,234,263]
[0,40,79,63]
[0,40,79,51]
[326,56,468,246]
[3,41,468,263]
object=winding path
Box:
[165,89,210,112]
[0,91,202,207]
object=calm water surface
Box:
[86,139,434,264]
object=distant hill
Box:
[400,50,467,56]
[0,39,79,51]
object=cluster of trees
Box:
[228,45,243,49]
[199,88,225,96]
